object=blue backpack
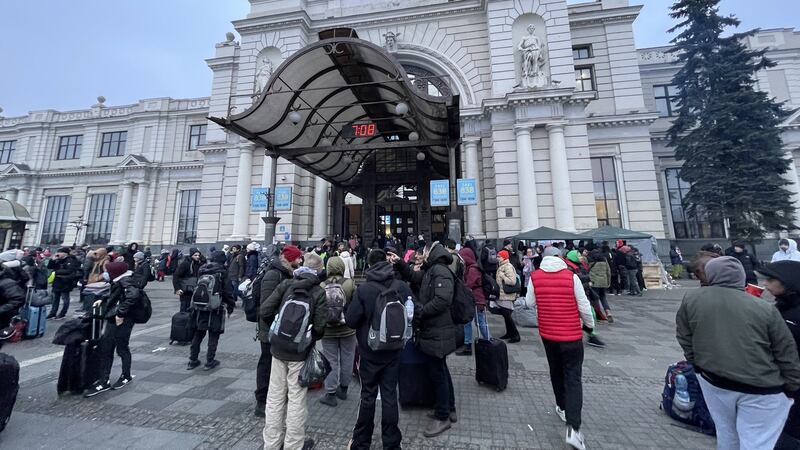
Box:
[660,361,716,435]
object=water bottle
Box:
[404,296,414,339]
[672,374,695,418]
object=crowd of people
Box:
[3,234,800,449]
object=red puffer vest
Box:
[531,269,583,342]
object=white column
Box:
[515,126,539,232]
[231,145,254,240]
[257,154,275,238]
[464,138,484,237]
[114,182,134,244]
[16,188,29,208]
[311,177,329,240]
[131,182,149,243]
[547,123,576,231]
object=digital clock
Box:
[340,123,377,138]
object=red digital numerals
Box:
[351,123,376,137]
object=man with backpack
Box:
[480,240,498,277]
[260,252,327,450]
[319,256,357,408]
[187,251,235,371]
[254,244,303,418]
[392,242,457,438]
[173,249,203,313]
[346,249,414,450]
[47,247,82,319]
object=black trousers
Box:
[426,355,455,420]
[189,329,220,363]
[179,295,191,313]
[100,318,134,381]
[542,338,584,431]
[610,272,621,294]
[499,307,520,339]
[254,341,272,404]
[351,357,401,450]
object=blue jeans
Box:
[464,310,489,344]
[51,290,71,317]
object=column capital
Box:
[514,124,532,134]
[239,143,255,154]
[545,122,568,132]
[462,135,481,144]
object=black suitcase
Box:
[398,341,435,407]
[0,352,20,433]
[474,337,509,391]
[170,312,193,344]
[57,308,104,394]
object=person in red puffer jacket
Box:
[525,246,595,450]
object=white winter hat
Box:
[0,250,22,262]
[246,242,261,252]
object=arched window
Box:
[402,64,451,97]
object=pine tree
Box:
[667,0,794,242]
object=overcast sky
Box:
[0,0,797,116]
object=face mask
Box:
[102,272,110,282]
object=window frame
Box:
[575,65,595,92]
[0,140,15,164]
[654,84,680,117]
[188,125,207,150]
[98,131,127,158]
[572,45,593,60]
[85,193,117,245]
[176,189,200,244]
[57,135,83,160]
[664,168,724,239]
[590,157,622,227]
[40,195,71,245]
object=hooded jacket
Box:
[0,269,26,328]
[459,247,486,309]
[132,258,151,290]
[261,270,328,362]
[496,257,517,306]
[48,254,81,292]
[588,250,611,289]
[526,256,594,342]
[173,256,202,296]
[338,250,356,279]
[124,243,139,271]
[245,250,260,280]
[227,250,246,281]
[772,239,800,263]
[396,242,456,359]
[103,271,140,321]
[676,256,800,394]
[191,262,235,333]
[730,249,758,285]
[257,256,294,342]
[321,256,356,338]
[346,261,414,363]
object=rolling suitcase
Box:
[0,352,19,433]
[398,341,435,407]
[57,307,104,395]
[474,322,509,391]
[22,287,49,339]
[170,311,193,344]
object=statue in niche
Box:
[517,24,548,89]
[254,56,273,94]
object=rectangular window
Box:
[57,135,82,160]
[188,124,207,150]
[575,66,595,92]
[99,131,127,157]
[85,193,117,245]
[665,168,725,239]
[0,140,15,164]
[176,189,200,244]
[591,157,622,227]
[654,85,680,117]
[572,45,592,60]
[41,195,71,245]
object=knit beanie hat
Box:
[282,245,302,263]
[497,250,509,260]
[303,252,324,273]
[566,250,580,263]
[105,262,129,281]
[57,247,71,255]
[210,251,227,264]
[543,246,561,257]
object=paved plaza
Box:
[0,279,714,449]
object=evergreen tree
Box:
[667,0,794,242]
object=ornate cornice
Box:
[481,89,595,113]
[568,5,642,28]
[586,113,659,128]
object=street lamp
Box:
[68,215,89,246]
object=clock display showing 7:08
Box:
[340,123,377,139]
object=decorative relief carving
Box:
[383,31,401,53]
[638,50,679,64]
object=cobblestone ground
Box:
[0,278,715,449]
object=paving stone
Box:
[133,393,181,411]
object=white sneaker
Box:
[555,406,566,423]
[565,426,586,450]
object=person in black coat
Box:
[245,243,260,280]
[123,242,139,271]
[0,265,26,329]
[187,251,235,371]
[392,242,456,438]
[758,261,800,449]
[131,252,151,289]
[173,249,203,313]
[480,240,498,276]
[730,240,759,285]
[47,247,82,319]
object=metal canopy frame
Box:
[209,28,460,189]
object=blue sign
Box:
[430,180,450,207]
[251,187,269,212]
[274,186,292,211]
[457,178,477,206]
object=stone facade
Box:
[2,1,796,249]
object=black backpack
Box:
[131,291,152,324]
[367,283,407,352]
[451,277,476,325]
[268,286,314,355]
[191,274,222,312]
[481,270,500,302]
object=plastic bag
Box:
[298,347,331,388]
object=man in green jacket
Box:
[318,256,357,407]
[260,253,328,450]
[676,256,800,449]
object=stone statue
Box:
[255,56,273,94]
[517,24,548,89]
[383,31,401,53]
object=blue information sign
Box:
[274,186,292,211]
[456,178,477,206]
[251,187,269,212]
[430,180,450,207]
